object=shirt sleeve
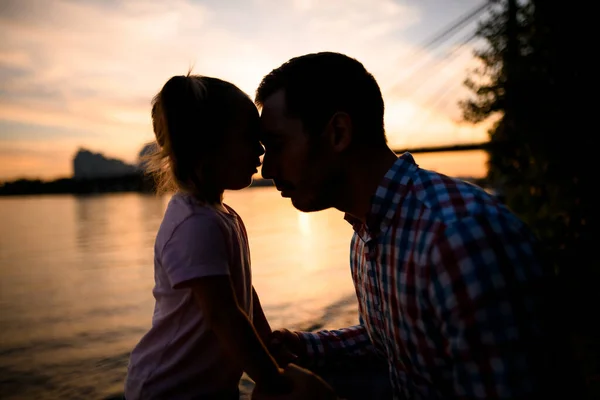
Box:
[161,213,230,289]
[296,324,376,367]
[427,213,552,398]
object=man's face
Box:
[259,89,339,212]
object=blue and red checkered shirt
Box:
[297,153,554,399]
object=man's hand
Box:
[252,364,337,400]
[256,367,293,396]
[268,329,305,366]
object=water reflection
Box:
[297,212,312,236]
[75,194,109,253]
[412,150,488,178]
[0,189,357,399]
[73,193,161,271]
[136,193,168,241]
[223,188,355,328]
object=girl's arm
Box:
[189,276,288,393]
[161,214,289,394]
[252,286,272,344]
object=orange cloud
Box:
[0,0,489,180]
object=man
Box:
[252,52,565,399]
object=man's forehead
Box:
[259,89,307,140]
[259,121,282,142]
[259,90,289,136]
[261,89,287,115]
[259,114,278,134]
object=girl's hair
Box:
[144,73,247,202]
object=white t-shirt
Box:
[125,193,253,399]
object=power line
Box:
[386,2,492,147]
[385,30,478,97]
[399,63,471,146]
[419,1,490,51]
[384,1,490,96]
[417,69,468,121]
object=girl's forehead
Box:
[233,96,260,121]
[226,97,259,130]
[237,94,258,113]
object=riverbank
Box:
[0,174,494,198]
[0,174,275,196]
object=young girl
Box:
[124,74,289,399]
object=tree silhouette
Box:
[462,1,597,396]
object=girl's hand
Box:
[252,364,337,400]
[268,329,304,366]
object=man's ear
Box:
[324,112,352,153]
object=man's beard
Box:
[291,170,343,213]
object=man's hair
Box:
[255,52,387,147]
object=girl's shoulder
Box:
[158,196,248,251]
[163,194,246,233]
[159,193,224,236]
[222,203,248,237]
[223,203,241,219]
[165,192,212,217]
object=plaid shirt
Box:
[297,153,553,399]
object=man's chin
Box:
[290,196,329,213]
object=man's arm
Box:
[428,214,557,399]
[292,323,376,367]
[252,286,272,344]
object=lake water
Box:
[0,187,361,399]
[0,149,490,399]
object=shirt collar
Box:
[344,152,418,240]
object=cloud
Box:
[0,138,82,180]
[0,0,488,179]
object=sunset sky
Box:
[0,0,493,181]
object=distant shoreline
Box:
[0,174,275,197]
[1,173,491,198]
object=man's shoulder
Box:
[407,168,508,225]
[409,172,538,260]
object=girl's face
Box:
[209,95,265,191]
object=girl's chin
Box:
[226,175,255,191]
